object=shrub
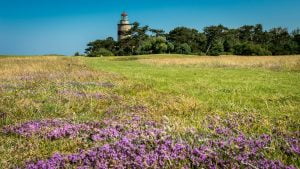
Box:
[88,48,114,57]
[74,52,80,56]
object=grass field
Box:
[0,55,299,168]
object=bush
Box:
[74,52,80,56]
[233,43,271,56]
[88,48,114,57]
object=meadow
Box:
[0,55,299,168]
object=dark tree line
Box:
[85,22,300,57]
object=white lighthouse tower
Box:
[118,12,132,41]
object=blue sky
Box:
[0,0,299,55]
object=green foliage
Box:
[204,25,227,55]
[207,40,224,56]
[294,34,300,54]
[149,28,166,37]
[85,37,117,56]
[268,28,297,55]
[117,22,150,55]
[74,52,80,56]
[137,36,171,54]
[88,48,114,57]
[234,43,272,56]
[175,43,192,54]
[223,29,239,53]
[168,27,206,53]
[85,23,300,56]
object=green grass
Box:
[0,55,299,168]
[87,56,299,130]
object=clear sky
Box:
[0,0,299,55]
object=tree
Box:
[85,23,299,57]
[253,24,266,44]
[85,37,117,56]
[223,29,239,53]
[168,27,206,53]
[209,40,224,56]
[292,29,300,54]
[204,25,227,55]
[233,43,271,56]
[175,43,191,54]
[150,29,166,37]
[137,36,174,54]
[166,42,175,53]
[268,27,297,55]
[238,25,255,42]
[118,22,150,55]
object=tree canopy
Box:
[85,23,300,57]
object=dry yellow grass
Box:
[139,55,300,71]
[0,56,70,78]
[0,56,115,82]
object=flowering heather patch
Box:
[0,84,13,89]
[5,115,295,169]
[18,75,36,81]
[91,127,121,141]
[104,104,149,115]
[2,119,102,139]
[0,83,24,92]
[2,119,67,137]
[24,133,296,168]
[59,81,115,88]
[81,82,115,88]
[286,137,300,155]
[127,105,149,113]
[58,90,107,100]
[46,123,94,140]
[15,72,65,82]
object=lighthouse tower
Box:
[118,12,132,41]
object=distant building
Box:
[118,12,132,41]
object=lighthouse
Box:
[118,12,132,41]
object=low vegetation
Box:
[139,55,300,71]
[0,55,299,168]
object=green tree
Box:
[166,42,175,53]
[292,29,300,54]
[175,43,191,54]
[150,29,166,37]
[168,27,206,53]
[268,27,297,55]
[233,43,271,56]
[210,40,224,56]
[85,23,299,57]
[85,37,117,56]
[223,29,239,53]
[119,22,150,55]
[238,25,255,42]
[137,36,173,54]
[204,25,227,55]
